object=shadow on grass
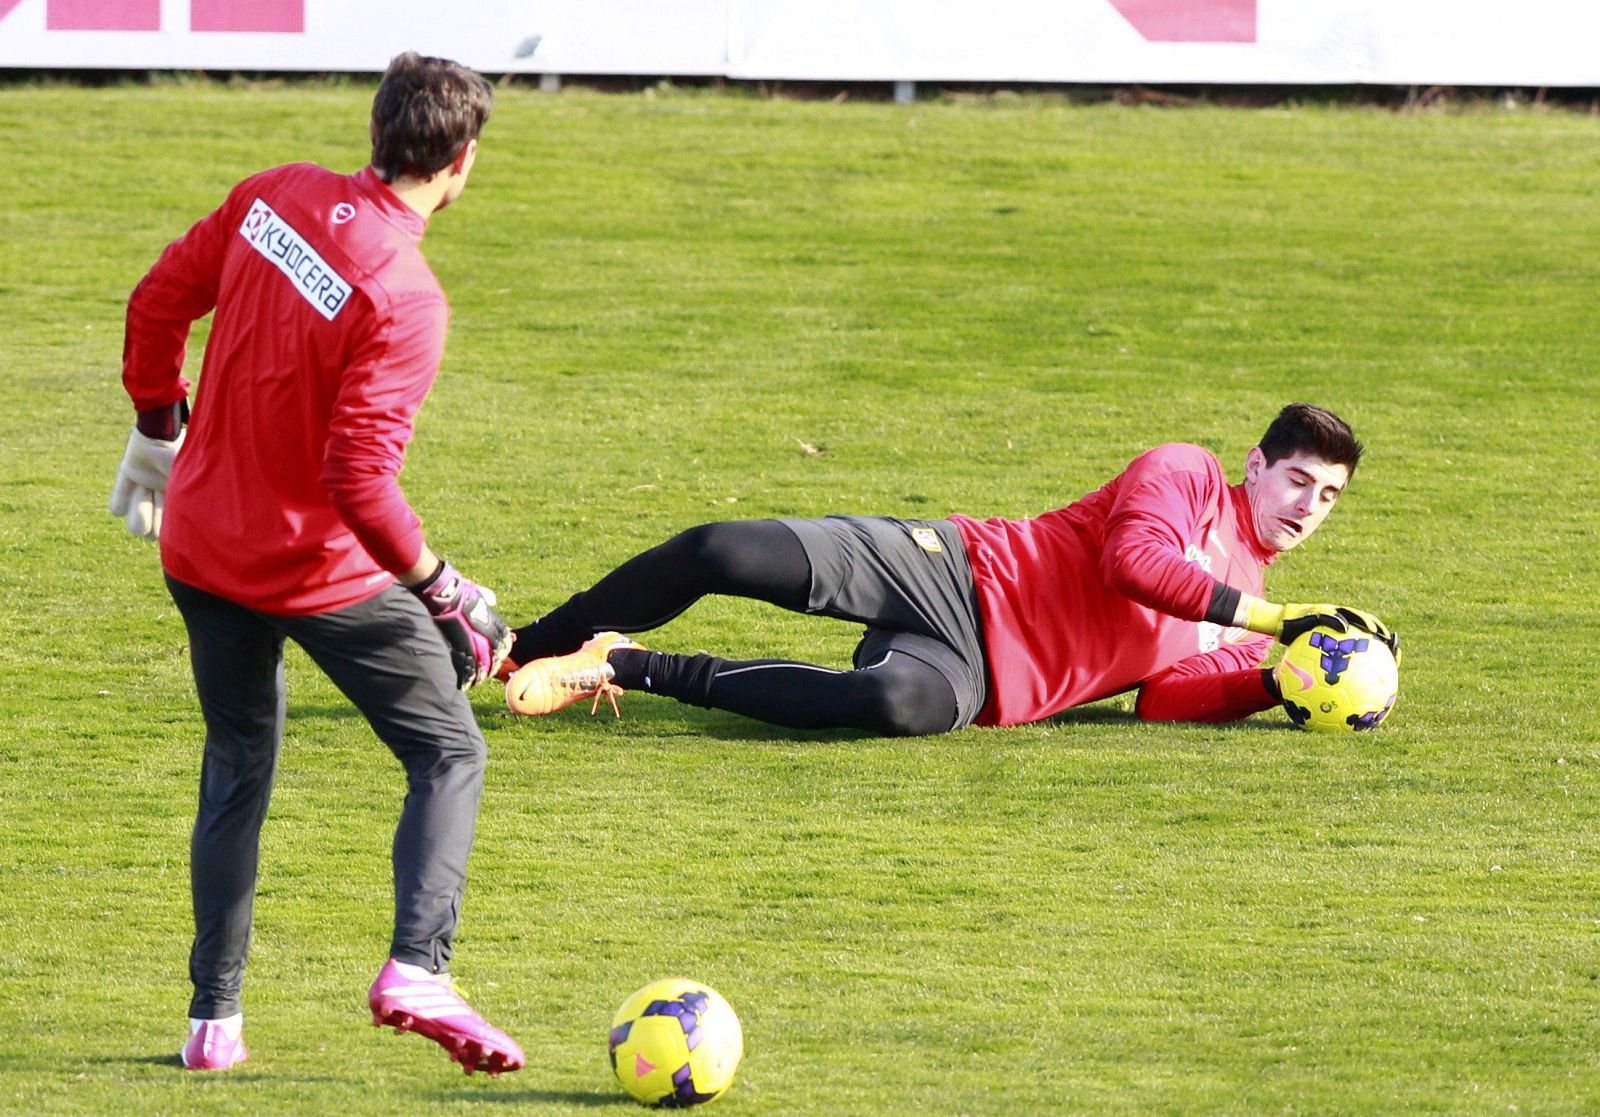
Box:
[291,683,1289,741]
[438,1087,633,1108]
[1039,705,1284,733]
[113,1053,346,1083]
[116,1054,186,1067]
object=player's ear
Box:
[451,139,477,176]
[1244,445,1266,482]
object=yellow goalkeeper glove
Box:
[1245,600,1400,662]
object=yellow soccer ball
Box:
[609,978,743,1107]
[1275,624,1399,732]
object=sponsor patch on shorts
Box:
[911,527,944,554]
[240,197,352,321]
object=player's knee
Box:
[392,726,486,779]
[453,730,488,773]
[858,667,956,737]
[669,522,745,584]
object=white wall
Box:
[1,0,1596,86]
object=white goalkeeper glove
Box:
[110,425,185,540]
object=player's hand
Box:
[409,560,513,689]
[1246,599,1400,659]
[1330,605,1401,664]
[110,425,185,540]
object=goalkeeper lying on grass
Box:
[503,403,1398,736]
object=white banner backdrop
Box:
[1,0,1597,86]
[727,0,1600,85]
[0,0,729,74]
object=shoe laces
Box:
[554,661,624,717]
[588,678,623,718]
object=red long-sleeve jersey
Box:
[123,164,446,614]
[952,443,1280,727]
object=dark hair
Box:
[1258,403,1364,475]
[370,52,493,182]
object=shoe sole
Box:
[371,1007,523,1076]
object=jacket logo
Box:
[331,202,356,225]
[240,197,351,321]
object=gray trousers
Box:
[166,576,486,1019]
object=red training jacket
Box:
[123,164,447,614]
[952,443,1279,727]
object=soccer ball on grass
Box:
[609,978,743,1107]
[1274,624,1399,732]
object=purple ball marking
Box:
[1347,694,1396,731]
[663,1062,720,1108]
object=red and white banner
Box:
[2,0,1597,86]
[0,0,729,74]
[727,0,1600,85]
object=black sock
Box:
[609,648,722,706]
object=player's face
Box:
[1243,448,1349,553]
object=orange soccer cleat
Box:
[504,632,641,717]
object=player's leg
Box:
[607,634,961,736]
[508,516,988,730]
[165,575,286,1069]
[508,520,810,664]
[279,586,522,1075]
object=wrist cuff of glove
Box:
[1205,582,1242,627]
[136,399,189,441]
[410,558,449,597]
[1243,599,1285,636]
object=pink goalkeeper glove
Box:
[410,560,513,689]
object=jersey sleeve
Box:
[319,289,447,575]
[1133,636,1277,723]
[1099,446,1228,622]
[121,185,246,412]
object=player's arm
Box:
[321,292,510,689]
[122,184,246,411]
[1100,461,1224,622]
[112,191,238,539]
[1102,455,1399,658]
[1106,491,1398,657]
[1134,636,1278,723]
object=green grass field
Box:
[2,80,1597,1115]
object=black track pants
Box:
[167,576,486,1018]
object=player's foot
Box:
[491,655,520,683]
[505,632,641,717]
[368,959,524,1077]
[180,1016,248,1070]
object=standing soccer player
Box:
[113,54,522,1074]
[502,404,1397,734]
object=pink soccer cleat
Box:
[368,959,525,1076]
[180,1018,248,1071]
